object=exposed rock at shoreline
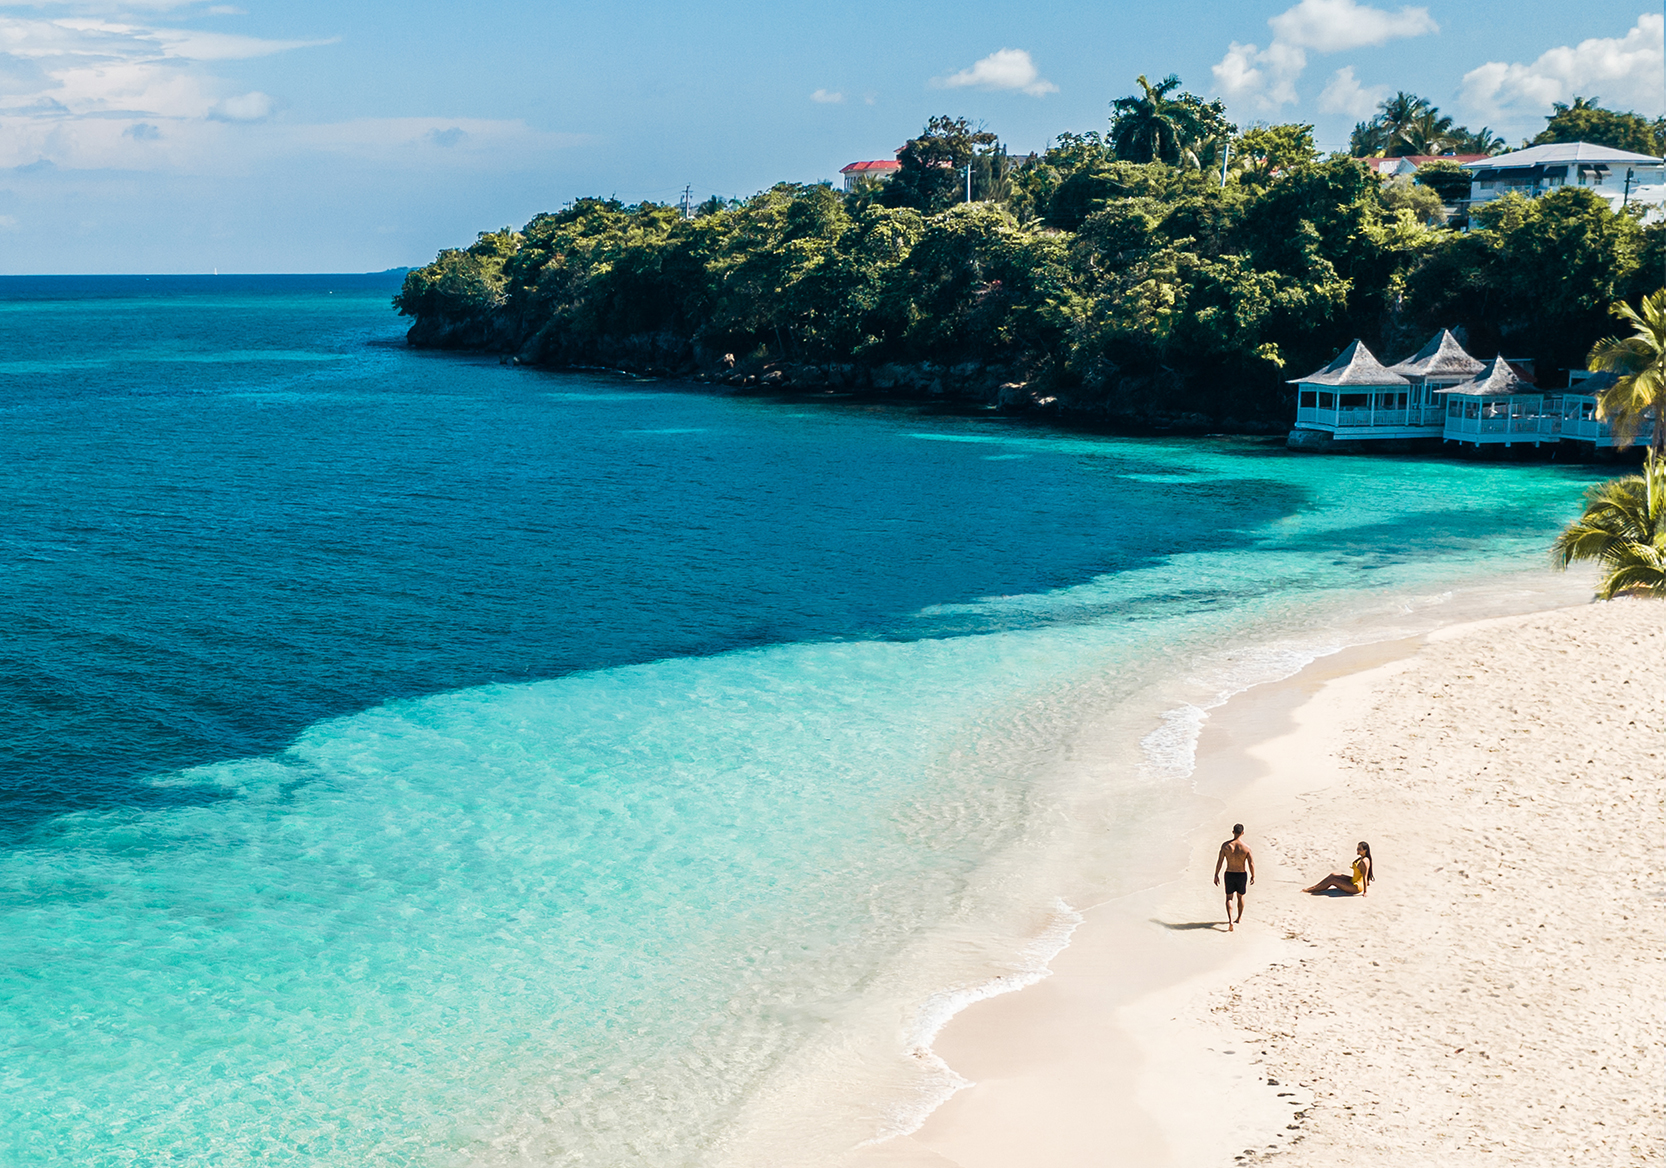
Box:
[405,315,1289,436]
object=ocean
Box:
[0,274,1604,1166]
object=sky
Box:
[0,0,1661,273]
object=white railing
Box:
[1560,417,1655,443]
[1297,405,1441,430]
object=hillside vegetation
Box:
[395,83,1666,427]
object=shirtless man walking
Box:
[1213,824,1255,932]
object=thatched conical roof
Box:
[1390,330,1483,380]
[1442,357,1537,397]
[1288,340,1409,387]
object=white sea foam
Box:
[860,900,1085,1147]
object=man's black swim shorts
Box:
[1224,871,1248,895]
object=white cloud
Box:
[1461,14,1664,121]
[1318,65,1388,117]
[1268,0,1436,53]
[809,88,843,104]
[936,48,1056,97]
[1214,40,1307,109]
[1213,0,1437,111]
[0,12,324,132]
[208,90,270,121]
[0,11,586,175]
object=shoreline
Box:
[852,636,1424,1168]
[849,594,1662,1166]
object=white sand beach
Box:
[858,600,1663,1167]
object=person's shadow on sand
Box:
[1152,919,1231,931]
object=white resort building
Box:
[1461,141,1666,222]
[839,160,902,191]
[1289,332,1652,454]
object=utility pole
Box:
[681,185,694,219]
[1219,140,1231,188]
[965,162,973,203]
[1623,168,1633,209]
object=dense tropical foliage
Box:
[396,79,1666,426]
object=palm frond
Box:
[1555,456,1666,598]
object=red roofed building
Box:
[1362,154,1487,178]
[840,159,901,191]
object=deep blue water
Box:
[0,274,1322,839]
[0,276,1609,1166]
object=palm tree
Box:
[1349,119,1389,157]
[1375,92,1431,143]
[1448,125,1505,155]
[1554,456,1666,598]
[1391,107,1456,156]
[1588,288,1666,458]
[1109,75,1229,167]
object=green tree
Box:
[697,183,853,356]
[1109,74,1233,167]
[877,203,1077,361]
[1233,123,1318,182]
[1532,97,1665,156]
[882,116,998,212]
[1381,177,1446,225]
[1412,158,1472,203]
[1587,288,1666,457]
[1404,188,1645,369]
[1554,456,1666,599]
[394,228,521,321]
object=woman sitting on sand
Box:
[1302,842,1373,895]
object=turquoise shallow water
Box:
[0,276,1608,1165]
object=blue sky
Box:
[0,0,1660,273]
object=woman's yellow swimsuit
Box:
[1352,856,1369,893]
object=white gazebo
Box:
[1441,358,1546,447]
[1290,340,1417,442]
[1389,329,1484,432]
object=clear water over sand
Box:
[0,276,1606,1165]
